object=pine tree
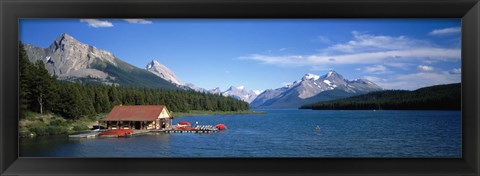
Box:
[19,43,34,118]
[108,85,121,106]
[31,60,55,114]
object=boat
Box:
[215,124,227,130]
[176,122,191,128]
[98,129,134,137]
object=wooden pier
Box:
[163,129,218,133]
[68,131,100,138]
[69,128,219,138]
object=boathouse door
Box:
[134,122,141,129]
[160,119,166,129]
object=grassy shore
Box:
[19,111,105,138]
[173,110,266,118]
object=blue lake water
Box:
[20,109,461,157]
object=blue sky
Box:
[20,19,461,91]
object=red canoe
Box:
[177,122,191,126]
[99,129,133,137]
[215,124,227,130]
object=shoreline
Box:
[173,110,266,118]
[20,110,266,138]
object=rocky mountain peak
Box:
[22,33,120,80]
[147,59,161,69]
[59,33,75,40]
[322,70,343,79]
[145,59,183,86]
[51,33,78,48]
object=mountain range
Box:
[142,59,262,103]
[24,33,382,107]
[250,71,383,108]
[24,33,262,103]
[23,33,178,89]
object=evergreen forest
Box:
[300,83,461,110]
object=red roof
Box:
[101,105,170,121]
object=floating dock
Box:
[69,125,223,138]
[68,131,100,138]
[164,129,218,133]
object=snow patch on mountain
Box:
[303,73,320,81]
[253,90,263,95]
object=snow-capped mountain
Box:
[222,86,261,103]
[23,33,177,89]
[209,87,222,94]
[250,71,382,108]
[145,60,183,86]
[180,83,207,92]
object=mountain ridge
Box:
[250,71,383,108]
[23,33,178,89]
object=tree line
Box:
[19,43,249,119]
[300,83,461,110]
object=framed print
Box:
[1,0,479,175]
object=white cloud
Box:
[123,19,153,24]
[240,31,460,67]
[383,62,412,70]
[362,76,387,84]
[80,19,113,28]
[310,65,330,71]
[363,65,388,73]
[240,31,461,90]
[240,48,460,67]
[417,65,434,72]
[315,36,332,44]
[364,72,460,90]
[326,31,428,53]
[429,27,461,36]
[449,68,461,74]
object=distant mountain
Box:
[145,60,183,85]
[209,87,222,94]
[222,86,261,103]
[300,83,461,110]
[23,33,178,89]
[180,83,207,92]
[250,71,382,108]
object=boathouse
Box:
[100,105,173,130]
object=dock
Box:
[164,129,218,133]
[68,131,100,138]
[69,125,222,138]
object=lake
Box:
[20,109,461,157]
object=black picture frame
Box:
[1,0,479,175]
